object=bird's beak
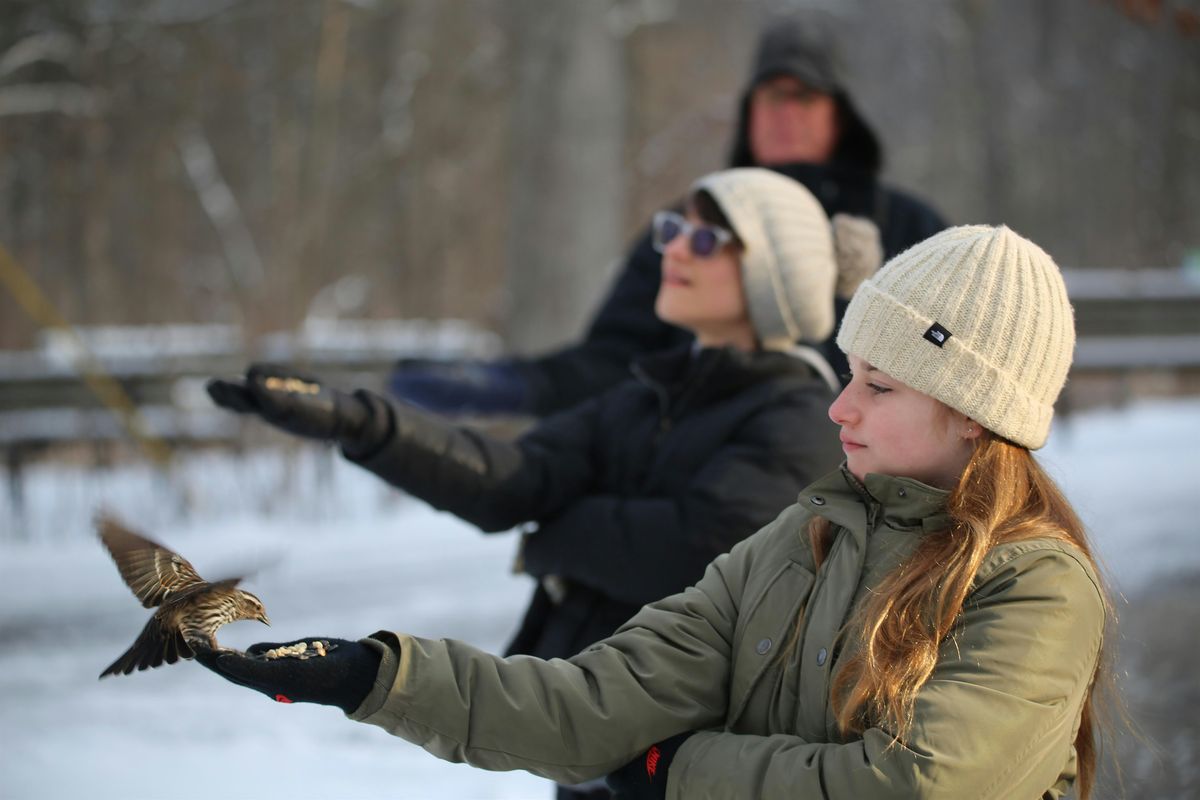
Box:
[258,612,271,626]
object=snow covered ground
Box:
[1,398,1197,799]
[0,451,548,799]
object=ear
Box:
[962,420,983,441]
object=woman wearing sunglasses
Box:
[205,167,879,799]
[202,224,1109,800]
[384,18,946,421]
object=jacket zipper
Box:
[642,351,721,447]
[812,501,878,735]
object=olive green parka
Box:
[349,468,1105,799]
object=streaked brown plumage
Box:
[97,514,270,678]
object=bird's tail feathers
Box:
[99,616,193,678]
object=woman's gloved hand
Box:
[207,364,392,454]
[606,733,691,799]
[193,638,381,713]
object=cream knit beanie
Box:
[836,225,1075,449]
[693,168,881,350]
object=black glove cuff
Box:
[607,732,690,799]
[647,733,688,784]
[328,642,382,713]
[339,390,396,460]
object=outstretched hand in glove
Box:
[207,364,391,454]
[193,638,381,713]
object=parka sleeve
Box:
[347,518,777,783]
[662,543,1106,800]
[515,225,689,416]
[521,392,838,607]
[344,391,605,532]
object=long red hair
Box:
[808,433,1111,798]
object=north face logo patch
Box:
[923,323,952,348]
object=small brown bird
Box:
[97,514,270,678]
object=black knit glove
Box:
[606,733,690,799]
[207,364,391,454]
[193,638,380,713]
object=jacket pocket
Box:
[726,562,815,726]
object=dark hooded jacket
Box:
[514,22,947,415]
[349,345,842,661]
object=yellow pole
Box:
[0,242,172,466]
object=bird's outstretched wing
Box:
[96,513,208,608]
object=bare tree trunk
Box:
[503,0,626,353]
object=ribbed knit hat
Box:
[836,225,1075,449]
[694,168,879,350]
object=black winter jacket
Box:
[348,345,842,660]
[516,161,946,415]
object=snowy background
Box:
[1,397,1198,799]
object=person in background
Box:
[205,168,881,800]
[198,225,1111,800]
[389,16,946,417]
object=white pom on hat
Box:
[836,225,1075,449]
[831,213,882,299]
